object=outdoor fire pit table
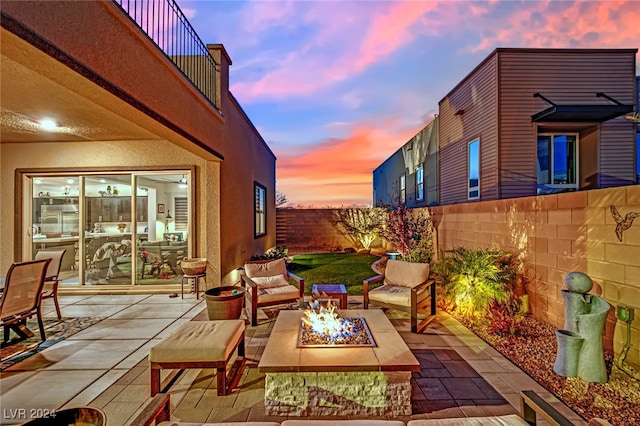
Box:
[258,309,419,416]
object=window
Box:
[399,174,406,203]
[468,139,479,200]
[416,166,424,201]
[254,182,266,237]
[537,133,578,194]
[174,197,188,231]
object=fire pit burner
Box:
[298,317,376,347]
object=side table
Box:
[311,284,348,309]
[181,272,206,299]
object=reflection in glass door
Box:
[31,176,80,286]
[83,175,133,285]
[135,173,190,285]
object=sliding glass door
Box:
[27,170,191,287]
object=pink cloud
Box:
[275,119,425,207]
[232,1,449,102]
[471,1,640,52]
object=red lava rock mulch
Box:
[453,314,640,426]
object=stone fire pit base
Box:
[264,371,412,416]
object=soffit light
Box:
[39,118,57,131]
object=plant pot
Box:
[204,286,245,320]
[181,257,207,275]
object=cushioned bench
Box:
[148,320,245,397]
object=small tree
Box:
[333,208,386,250]
[275,190,288,207]
[382,203,434,263]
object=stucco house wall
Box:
[1,1,276,287]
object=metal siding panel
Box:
[599,119,636,186]
[439,54,498,205]
[498,50,637,197]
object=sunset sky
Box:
[179,0,640,207]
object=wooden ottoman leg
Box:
[150,365,161,396]
[238,335,245,357]
[216,364,227,396]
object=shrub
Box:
[333,208,386,250]
[487,296,526,336]
[382,203,434,263]
[250,246,288,260]
[433,247,518,319]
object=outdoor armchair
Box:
[241,258,304,326]
[1,259,51,344]
[363,259,436,333]
[35,249,66,319]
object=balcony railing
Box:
[113,0,217,107]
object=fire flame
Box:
[302,299,356,340]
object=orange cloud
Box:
[275,119,425,207]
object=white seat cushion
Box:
[149,320,244,363]
[251,274,290,288]
[407,415,528,425]
[245,259,287,279]
[368,284,411,307]
[257,285,300,303]
[384,259,430,288]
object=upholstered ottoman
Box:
[149,320,245,396]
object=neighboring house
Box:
[374,48,637,206]
[636,76,640,183]
[0,0,276,290]
[373,119,438,207]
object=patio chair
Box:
[35,249,66,319]
[363,259,436,333]
[241,258,304,326]
[1,259,51,344]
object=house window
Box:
[416,166,424,201]
[399,174,406,203]
[254,182,266,237]
[468,139,479,200]
[537,134,578,194]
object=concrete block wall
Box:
[431,186,640,365]
[276,208,385,253]
[276,186,640,365]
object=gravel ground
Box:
[452,314,640,425]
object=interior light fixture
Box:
[100,179,106,183]
[178,183,188,189]
[34,179,42,184]
[39,118,57,131]
[179,175,187,184]
[66,178,74,184]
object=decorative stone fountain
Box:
[554,271,611,383]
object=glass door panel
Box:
[135,173,190,285]
[83,175,133,285]
[31,176,80,286]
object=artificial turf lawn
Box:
[286,252,379,296]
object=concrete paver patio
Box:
[0,294,585,425]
